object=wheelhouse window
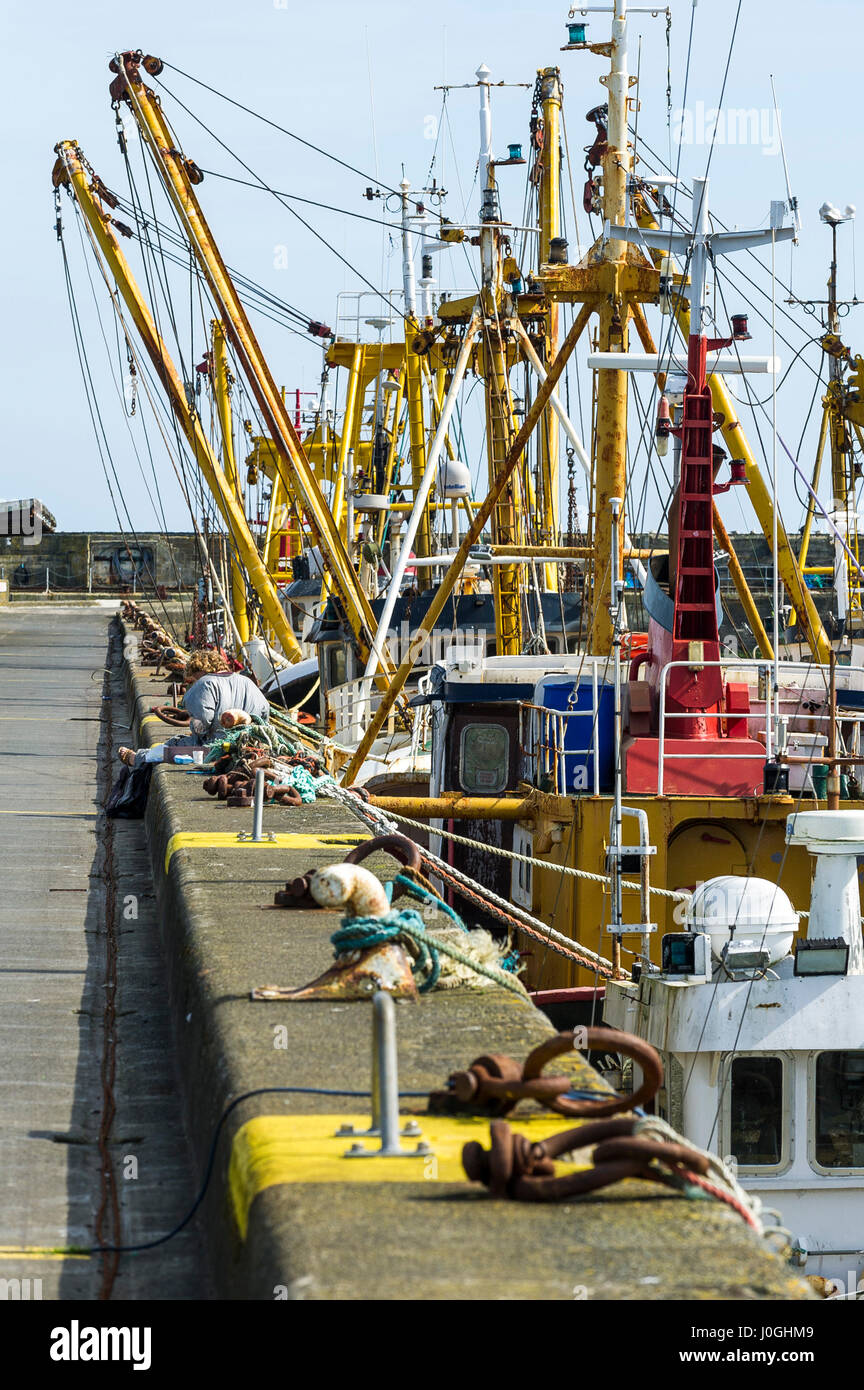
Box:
[729,1056,784,1167]
[814,1051,864,1170]
[326,644,347,691]
[459,723,509,794]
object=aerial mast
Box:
[590,0,632,655]
[536,66,563,591]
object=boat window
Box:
[729,1056,784,1167]
[814,1051,864,1170]
[326,644,347,691]
[459,723,509,794]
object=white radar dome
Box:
[441,458,471,499]
[684,875,798,967]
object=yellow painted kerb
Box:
[0,1247,89,1261]
[164,831,368,873]
[229,1113,588,1239]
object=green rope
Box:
[331,909,527,998]
[387,873,468,932]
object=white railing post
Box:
[657,663,669,796]
[592,661,600,795]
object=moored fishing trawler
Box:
[604,809,864,1290]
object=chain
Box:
[665,10,673,130]
[126,351,138,417]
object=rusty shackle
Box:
[462,1114,710,1202]
[447,1027,663,1120]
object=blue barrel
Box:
[531,673,615,794]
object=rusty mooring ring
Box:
[521,1027,663,1118]
[343,833,422,873]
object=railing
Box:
[328,676,402,748]
[520,663,601,796]
[656,659,774,796]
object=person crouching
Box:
[118,650,271,767]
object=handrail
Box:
[521,661,602,795]
[656,658,770,796]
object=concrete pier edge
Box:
[120,621,813,1301]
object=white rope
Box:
[322,785,624,976]
[635,1115,765,1236]
[358,801,691,901]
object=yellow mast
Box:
[590,6,631,655]
[211,320,250,643]
[477,64,524,655]
[53,141,303,660]
[111,52,401,691]
[536,66,562,592]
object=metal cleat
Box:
[251,941,419,1002]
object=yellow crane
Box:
[53,139,303,661]
[108,49,402,694]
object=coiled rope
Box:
[331,907,527,998]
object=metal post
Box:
[375,991,402,1154]
[343,992,428,1157]
[400,179,418,318]
[610,496,623,973]
[252,767,265,842]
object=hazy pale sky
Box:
[3,0,863,539]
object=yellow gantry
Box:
[211,320,250,644]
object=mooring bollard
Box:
[341,991,429,1158]
[251,767,265,842]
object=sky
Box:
[3,0,863,540]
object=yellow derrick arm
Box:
[113,54,401,694]
[211,320,250,643]
[53,140,302,661]
[341,301,593,784]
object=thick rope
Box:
[322,785,624,976]
[331,907,528,998]
[364,803,690,901]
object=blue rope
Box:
[388,873,469,932]
[389,874,521,974]
[331,909,440,993]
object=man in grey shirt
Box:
[119,654,270,768]
[182,669,269,742]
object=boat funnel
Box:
[684,875,798,967]
[786,811,864,974]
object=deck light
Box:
[794,937,850,977]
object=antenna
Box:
[770,74,800,238]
